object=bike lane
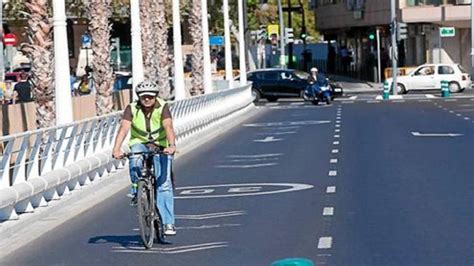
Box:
[2,102,340,266]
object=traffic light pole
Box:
[391,0,398,96]
[277,0,286,68]
[376,28,382,83]
[287,0,293,69]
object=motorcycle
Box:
[304,78,333,105]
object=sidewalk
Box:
[329,74,382,93]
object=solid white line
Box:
[215,163,277,169]
[330,159,338,164]
[318,237,333,249]
[266,102,279,106]
[367,100,381,103]
[290,102,305,105]
[227,153,283,158]
[341,101,354,104]
[333,141,340,145]
[323,207,334,216]
[326,186,336,193]
[425,94,436,98]
[331,149,339,154]
[328,171,337,176]
[392,100,405,103]
[349,96,357,100]
[445,99,458,102]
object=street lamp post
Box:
[172,0,186,100]
[0,0,4,82]
[277,0,286,68]
[201,0,213,93]
[238,0,246,84]
[223,0,233,83]
[471,1,474,81]
[52,0,73,125]
[130,0,144,99]
[390,0,398,96]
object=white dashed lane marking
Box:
[326,186,336,194]
[334,135,340,138]
[328,171,337,176]
[331,149,339,154]
[330,159,338,164]
[333,141,340,145]
[323,207,334,216]
[318,237,333,249]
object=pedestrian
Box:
[77,75,91,96]
[4,80,15,104]
[14,71,33,103]
[70,67,77,96]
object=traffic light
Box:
[285,27,294,44]
[397,22,408,41]
[300,31,307,40]
[368,33,375,41]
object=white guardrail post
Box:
[0,84,253,221]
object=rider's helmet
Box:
[310,67,318,73]
[136,80,159,97]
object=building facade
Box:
[312,0,472,81]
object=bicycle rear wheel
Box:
[137,180,155,249]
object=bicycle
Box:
[125,148,166,249]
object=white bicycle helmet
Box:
[310,67,318,73]
[136,80,159,97]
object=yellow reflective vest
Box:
[129,98,168,147]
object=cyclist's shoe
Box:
[164,224,176,236]
[130,194,138,206]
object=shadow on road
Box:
[88,235,143,248]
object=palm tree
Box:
[188,0,204,96]
[21,0,56,129]
[85,0,114,116]
[154,0,172,99]
[140,0,157,82]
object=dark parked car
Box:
[244,68,343,102]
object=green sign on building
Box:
[440,27,455,38]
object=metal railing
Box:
[0,82,253,221]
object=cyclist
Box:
[112,80,177,236]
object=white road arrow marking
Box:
[253,136,283,143]
[411,132,463,137]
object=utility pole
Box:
[471,1,474,81]
[390,0,398,95]
[298,0,307,71]
[287,0,293,69]
[130,0,144,100]
[223,0,233,83]
[238,0,246,84]
[0,0,4,82]
[277,0,286,68]
[172,0,186,100]
[52,0,73,125]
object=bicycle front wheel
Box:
[137,180,155,249]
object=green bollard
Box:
[441,80,449,98]
[383,81,389,100]
[271,258,315,266]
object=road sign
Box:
[440,27,455,38]
[209,36,224,46]
[284,28,294,44]
[267,24,279,38]
[4,33,17,46]
[81,33,92,48]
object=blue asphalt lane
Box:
[2,102,338,266]
[331,99,474,265]
[2,99,473,266]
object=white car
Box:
[386,64,471,94]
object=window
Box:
[414,66,434,76]
[263,72,281,80]
[438,66,454,75]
